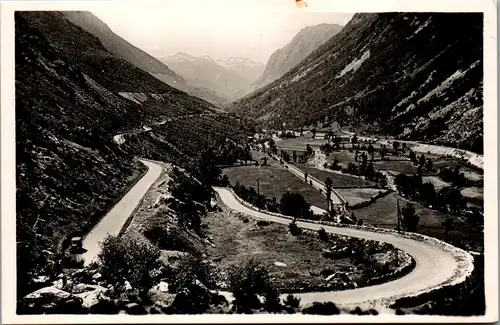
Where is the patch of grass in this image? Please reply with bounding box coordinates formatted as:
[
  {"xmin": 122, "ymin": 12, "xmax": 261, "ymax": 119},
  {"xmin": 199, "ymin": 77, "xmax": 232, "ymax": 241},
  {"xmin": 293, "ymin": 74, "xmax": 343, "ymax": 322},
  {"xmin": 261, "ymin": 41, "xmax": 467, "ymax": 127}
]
[
  {"xmin": 352, "ymin": 192, "xmax": 483, "ymax": 252},
  {"xmin": 223, "ymin": 165, "xmax": 327, "ymax": 209},
  {"xmin": 294, "ymin": 163, "xmax": 376, "ymax": 188},
  {"xmin": 336, "ymin": 188, "xmax": 385, "ymax": 206}
]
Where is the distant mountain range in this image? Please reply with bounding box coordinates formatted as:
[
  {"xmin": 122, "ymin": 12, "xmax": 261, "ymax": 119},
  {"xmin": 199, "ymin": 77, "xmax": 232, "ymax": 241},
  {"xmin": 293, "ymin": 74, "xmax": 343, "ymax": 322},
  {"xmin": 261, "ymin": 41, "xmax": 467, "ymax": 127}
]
[
  {"xmin": 231, "ymin": 13, "xmax": 483, "ymax": 153},
  {"xmin": 250, "ymin": 23, "xmax": 343, "ymax": 91},
  {"xmin": 160, "ymin": 53, "xmax": 264, "ymax": 100}
]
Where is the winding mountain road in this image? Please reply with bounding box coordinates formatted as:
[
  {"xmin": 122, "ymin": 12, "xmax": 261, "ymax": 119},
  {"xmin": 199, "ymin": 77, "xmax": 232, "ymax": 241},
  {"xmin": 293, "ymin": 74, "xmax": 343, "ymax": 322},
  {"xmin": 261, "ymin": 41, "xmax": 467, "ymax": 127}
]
[
  {"xmin": 214, "ymin": 186, "xmax": 473, "ymax": 308},
  {"xmin": 81, "ymin": 159, "xmax": 163, "ymax": 266}
]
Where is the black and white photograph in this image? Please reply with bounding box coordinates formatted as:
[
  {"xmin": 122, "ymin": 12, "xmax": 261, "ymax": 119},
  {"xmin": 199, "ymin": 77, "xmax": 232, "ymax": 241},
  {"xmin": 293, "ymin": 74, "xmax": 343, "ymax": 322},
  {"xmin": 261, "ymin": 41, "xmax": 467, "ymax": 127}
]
[{"xmin": 1, "ymin": 0, "xmax": 498, "ymax": 322}]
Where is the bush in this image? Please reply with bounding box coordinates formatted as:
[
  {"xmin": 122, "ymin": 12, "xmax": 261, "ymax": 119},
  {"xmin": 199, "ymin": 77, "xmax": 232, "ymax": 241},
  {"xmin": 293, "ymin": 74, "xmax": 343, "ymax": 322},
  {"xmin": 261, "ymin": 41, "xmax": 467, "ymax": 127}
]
[
  {"xmin": 171, "ymin": 253, "xmax": 216, "ymax": 293},
  {"xmin": 280, "ymin": 192, "xmax": 311, "ymax": 218},
  {"xmin": 143, "ymin": 225, "xmax": 194, "ymax": 252},
  {"xmin": 288, "ymin": 219, "xmax": 302, "ymax": 236},
  {"xmin": 97, "ymin": 235, "xmax": 160, "ymax": 292},
  {"xmin": 228, "ymin": 257, "xmax": 281, "ymax": 313},
  {"xmin": 284, "ymin": 294, "xmax": 301, "ymax": 308},
  {"xmin": 302, "ymin": 302, "xmax": 340, "ymax": 315},
  {"xmin": 317, "ymin": 227, "xmax": 329, "ymax": 241}
]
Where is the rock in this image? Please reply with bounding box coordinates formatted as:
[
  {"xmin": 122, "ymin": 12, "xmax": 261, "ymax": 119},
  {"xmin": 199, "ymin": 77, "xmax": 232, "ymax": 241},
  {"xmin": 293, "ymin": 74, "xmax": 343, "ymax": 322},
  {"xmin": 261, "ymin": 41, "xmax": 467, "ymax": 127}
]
[
  {"xmin": 20, "ymin": 286, "xmax": 86, "ymax": 314},
  {"xmin": 75, "ymin": 286, "xmax": 108, "ymax": 309},
  {"xmin": 30, "ymin": 275, "xmax": 53, "ymax": 291},
  {"xmin": 123, "ymin": 281, "xmax": 133, "ymax": 291},
  {"xmin": 56, "ymin": 273, "xmax": 64, "ymax": 279},
  {"xmin": 274, "ymin": 261, "xmax": 287, "ymax": 267},
  {"xmin": 92, "ymin": 272, "xmax": 102, "ymax": 280},
  {"xmin": 53, "ymin": 279, "xmax": 64, "ymax": 290},
  {"xmin": 125, "ymin": 302, "xmax": 147, "ymax": 315},
  {"xmin": 89, "ymin": 299, "xmax": 119, "ymax": 314},
  {"xmin": 158, "ymin": 281, "xmax": 169, "ymax": 293},
  {"xmin": 149, "ymin": 307, "xmax": 161, "ymax": 314},
  {"xmin": 72, "ymin": 283, "xmax": 97, "ymax": 294},
  {"xmin": 320, "ymin": 269, "xmax": 335, "ymax": 277}
]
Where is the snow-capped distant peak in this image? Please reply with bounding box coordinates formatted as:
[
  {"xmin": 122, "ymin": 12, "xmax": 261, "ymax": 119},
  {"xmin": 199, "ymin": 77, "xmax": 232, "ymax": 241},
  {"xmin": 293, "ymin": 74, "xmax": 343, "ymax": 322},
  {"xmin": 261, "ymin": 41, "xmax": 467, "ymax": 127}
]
[
  {"xmin": 200, "ymin": 55, "xmax": 214, "ymax": 61},
  {"xmin": 163, "ymin": 52, "xmax": 196, "ymax": 62},
  {"xmin": 218, "ymin": 57, "xmax": 264, "ymax": 69}
]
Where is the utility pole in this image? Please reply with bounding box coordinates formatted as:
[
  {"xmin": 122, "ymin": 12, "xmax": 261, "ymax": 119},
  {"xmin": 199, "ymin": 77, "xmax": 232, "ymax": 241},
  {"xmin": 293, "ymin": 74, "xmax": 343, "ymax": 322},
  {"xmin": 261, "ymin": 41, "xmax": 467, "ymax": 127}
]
[{"xmin": 396, "ymin": 197, "xmax": 402, "ymax": 233}]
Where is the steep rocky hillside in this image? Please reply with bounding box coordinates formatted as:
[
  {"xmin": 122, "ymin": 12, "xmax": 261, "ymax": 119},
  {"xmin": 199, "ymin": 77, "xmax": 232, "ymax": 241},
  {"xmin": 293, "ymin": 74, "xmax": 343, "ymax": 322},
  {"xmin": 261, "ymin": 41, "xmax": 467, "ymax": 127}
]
[
  {"xmin": 61, "ymin": 11, "xmax": 226, "ymax": 106},
  {"xmin": 160, "ymin": 53, "xmax": 252, "ymax": 100},
  {"xmin": 251, "ymin": 23, "xmax": 343, "ymax": 90},
  {"xmin": 233, "ymin": 13, "xmax": 483, "ymax": 153},
  {"xmin": 15, "ymin": 11, "xmax": 252, "ymax": 296}
]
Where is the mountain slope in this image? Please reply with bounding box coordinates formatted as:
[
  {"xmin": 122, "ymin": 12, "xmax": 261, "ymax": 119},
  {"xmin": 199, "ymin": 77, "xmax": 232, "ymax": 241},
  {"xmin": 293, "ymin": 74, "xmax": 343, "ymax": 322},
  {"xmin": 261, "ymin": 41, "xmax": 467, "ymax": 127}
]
[
  {"xmin": 62, "ymin": 11, "xmax": 226, "ymax": 106},
  {"xmin": 251, "ymin": 23, "xmax": 343, "ymax": 90},
  {"xmin": 160, "ymin": 53, "xmax": 253, "ymax": 99},
  {"xmin": 15, "ymin": 11, "xmax": 252, "ymax": 296},
  {"xmin": 232, "ymin": 13, "xmax": 483, "ymax": 153}
]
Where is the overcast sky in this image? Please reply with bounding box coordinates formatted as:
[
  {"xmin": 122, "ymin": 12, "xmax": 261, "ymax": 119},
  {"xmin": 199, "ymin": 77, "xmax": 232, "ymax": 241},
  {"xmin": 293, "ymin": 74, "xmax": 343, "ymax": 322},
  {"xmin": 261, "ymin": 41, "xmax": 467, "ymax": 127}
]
[{"xmin": 93, "ymin": 0, "xmax": 354, "ymax": 63}]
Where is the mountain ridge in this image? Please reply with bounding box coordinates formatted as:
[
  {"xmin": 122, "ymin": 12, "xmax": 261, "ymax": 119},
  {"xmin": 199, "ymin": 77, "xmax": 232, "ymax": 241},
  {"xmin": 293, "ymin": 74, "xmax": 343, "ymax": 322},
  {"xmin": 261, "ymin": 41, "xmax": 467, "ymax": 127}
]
[
  {"xmin": 231, "ymin": 13, "xmax": 483, "ymax": 153},
  {"xmin": 250, "ymin": 23, "xmax": 343, "ymax": 91}
]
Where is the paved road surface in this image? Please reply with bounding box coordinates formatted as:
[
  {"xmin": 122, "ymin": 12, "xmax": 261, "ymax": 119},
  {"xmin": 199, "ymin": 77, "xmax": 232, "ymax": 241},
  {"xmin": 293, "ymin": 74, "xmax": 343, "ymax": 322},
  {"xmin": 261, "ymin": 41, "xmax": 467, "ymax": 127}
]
[
  {"xmin": 81, "ymin": 160, "xmax": 163, "ymax": 266},
  {"xmin": 214, "ymin": 186, "xmax": 469, "ymax": 308}
]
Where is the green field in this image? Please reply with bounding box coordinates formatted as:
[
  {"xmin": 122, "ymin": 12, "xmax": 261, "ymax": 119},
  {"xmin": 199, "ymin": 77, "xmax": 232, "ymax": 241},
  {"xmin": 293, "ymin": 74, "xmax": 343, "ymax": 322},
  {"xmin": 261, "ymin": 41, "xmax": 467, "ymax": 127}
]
[
  {"xmin": 294, "ymin": 163, "xmax": 377, "ymax": 188},
  {"xmin": 223, "ymin": 165, "xmax": 328, "ymax": 209},
  {"xmin": 336, "ymin": 188, "xmax": 386, "ymax": 206},
  {"xmin": 352, "ymin": 192, "xmax": 483, "ymax": 252}
]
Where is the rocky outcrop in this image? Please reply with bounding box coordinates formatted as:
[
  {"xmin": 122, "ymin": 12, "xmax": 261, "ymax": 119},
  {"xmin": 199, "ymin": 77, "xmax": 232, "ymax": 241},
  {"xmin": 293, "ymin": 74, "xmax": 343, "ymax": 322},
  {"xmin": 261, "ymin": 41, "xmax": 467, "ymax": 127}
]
[{"xmin": 251, "ymin": 23, "xmax": 343, "ymax": 90}]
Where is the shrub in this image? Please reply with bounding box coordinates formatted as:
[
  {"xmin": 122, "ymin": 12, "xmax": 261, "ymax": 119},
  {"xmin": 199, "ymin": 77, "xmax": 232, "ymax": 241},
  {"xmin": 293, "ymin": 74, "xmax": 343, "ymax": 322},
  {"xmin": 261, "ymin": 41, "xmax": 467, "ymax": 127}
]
[
  {"xmin": 317, "ymin": 227, "xmax": 329, "ymax": 241},
  {"xmin": 97, "ymin": 235, "xmax": 160, "ymax": 292},
  {"xmin": 228, "ymin": 257, "xmax": 281, "ymax": 313},
  {"xmin": 288, "ymin": 219, "xmax": 302, "ymax": 236},
  {"xmin": 171, "ymin": 253, "xmax": 216, "ymax": 293},
  {"xmin": 280, "ymin": 192, "xmax": 311, "ymax": 218},
  {"xmin": 143, "ymin": 225, "xmax": 194, "ymax": 252},
  {"xmin": 302, "ymin": 302, "xmax": 340, "ymax": 315},
  {"xmin": 284, "ymin": 294, "xmax": 301, "ymax": 308}
]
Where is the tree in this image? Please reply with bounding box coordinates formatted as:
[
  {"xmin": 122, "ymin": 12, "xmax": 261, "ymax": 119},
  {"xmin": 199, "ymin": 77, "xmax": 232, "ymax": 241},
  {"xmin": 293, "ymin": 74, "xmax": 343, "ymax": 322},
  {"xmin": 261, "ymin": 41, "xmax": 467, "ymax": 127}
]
[
  {"xmin": 229, "ymin": 258, "xmax": 281, "ymax": 313},
  {"xmin": 439, "ymin": 186, "xmax": 466, "ymax": 213},
  {"xmin": 351, "ymin": 135, "xmax": 358, "ymax": 149},
  {"xmin": 354, "ymin": 150, "xmax": 359, "ymax": 162},
  {"xmin": 367, "ymin": 144, "xmax": 375, "ymax": 161},
  {"xmin": 409, "ymin": 151, "xmax": 417, "ymax": 165},
  {"xmin": 380, "ymin": 147, "xmax": 386, "ymax": 160},
  {"xmin": 392, "ymin": 141, "xmax": 400, "ymax": 154},
  {"xmin": 306, "ymin": 144, "xmax": 313, "ymax": 157},
  {"xmin": 401, "ymin": 203, "xmax": 419, "ymax": 232},
  {"xmin": 312, "ymin": 128, "xmax": 317, "ymax": 138},
  {"xmin": 304, "ymin": 172, "xmax": 308, "ymax": 183},
  {"xmin": 425, "ymin": 159, "xmax": 434, "ymax": 171},
  {"xmin": 366, "ymin": 162, "xmax": 375, "ymax": 179},
  {"xmin": 324, "ymin": 177, "xmax": 333, "ymax": 211},
  {"xmin": 97, "ymin": 235, "xmax": 161, "ymax": 292},
  {"xmin": 292, "ymin": 151, "xmax": 297, "ymax": 163},
  {"xmin": 418, "ymin": 154, "xmax": 426, "ymax": 167},
  {"xmin": 442, "ymin": 217, "xmax": 454, "ymax": 238},
  {"xmin": 419, "ymin": 182, "xmax": 436, "ymax": 206},
  {"xmin": 279, "ymin": 192, "xmax": 311, "ymax": 218},
  {"xmin": 283, "ymin": 151, "xmax": 291, "ymax": 163}
]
